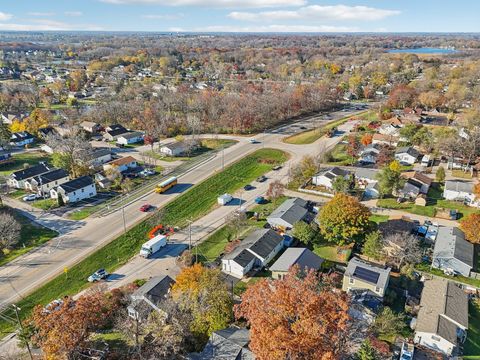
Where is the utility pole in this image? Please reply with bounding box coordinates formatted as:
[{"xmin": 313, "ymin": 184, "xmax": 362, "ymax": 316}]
[
  {"xmin": 188, "ymin": 219, "xmax": 192, "ymax": 251},
  {"xmin": 222, "ymin": 147, "xmax": 225, "ymax": 170},
  {"xmin": 122, "ymin": 202, "xmax": 127, "ymax": 234},
  {"xmin": 12, "ymin": 304, "xmax": 33, "ymax": 360}
]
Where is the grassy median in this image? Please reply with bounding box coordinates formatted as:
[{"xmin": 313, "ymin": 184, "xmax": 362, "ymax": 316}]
[{"xmin": 0, "ymin": 148, "xmax": 287, "ymax": 337}]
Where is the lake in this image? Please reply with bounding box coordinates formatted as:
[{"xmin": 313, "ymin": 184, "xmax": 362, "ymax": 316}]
[{"xmin": 388, "ymin": 47, "xmax": 458, "ymax": 54}]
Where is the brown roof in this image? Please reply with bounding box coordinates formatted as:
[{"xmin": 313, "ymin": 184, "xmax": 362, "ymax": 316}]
[
  {"xmin": 402, "ymin": 171, "xmax": 433, "ymax": 186},
  {"xmin": 108, "ymin": 156, "xmax": 136, "ymax": 166},
  {"xmin": 416, "ymin": 279, "xmax": 468, "ymax": 344},
  {"xmin": 373, "ymin": 133, "xmax": 396, "ymax": 142}
]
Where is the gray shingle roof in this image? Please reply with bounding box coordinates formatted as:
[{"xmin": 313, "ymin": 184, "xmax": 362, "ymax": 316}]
[
  {"xmin": 354, "ymin": 168, "xmax": 379, "ymax": 181},
  {"xmin": 269, "ymin": 248, "xmax": 324, "ymax": 272},
  {"xmin": 10, "ymin": 163, "xmax": 50, "ymax": 181},
  {"xmin": 224, "ymin": 229, "xmax": 283, "ymax": 262},
  {"xmin": 433, "ymin": 227, "xmax": 474, "ymax": 268},
  {"xmin": 267, "ymin": 197, "xmax": 308, "ymax": 228},
  {"xmin": 232, "ymin": 249, "xmax": 256, "ymax": 268},
  {"xmin": 33, "ymin": 168, "xmax": 69, "ymax": 185},
  {"xmin": 162, "ymin": 141, "xmax": 187, "ymax": 151},
  {"xmin": 395, "ymin": 146, "xmax": 419, "ymax": 157},
  {"xmin": 119, "ymin": 131, "xmax": 143, "ymax": 140},
  {"xmin": 58, "ymin": 176, "xmax": 94, "ymax": 193},
  {"xmin": 444, "ymin": 180, "xmax": 473, "ymax": 194},
  {"xmin": 345, "ymin": 257, "xmax": 390, "ymax": 288},
  {"xmin": 131, "ymin": 275, "xmax": 175, "ymax": 307}
]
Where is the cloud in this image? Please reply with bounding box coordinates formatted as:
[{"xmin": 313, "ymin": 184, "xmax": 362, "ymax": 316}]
[
  {"xmin": 0, "ymin": 19, "xmax": 103, "ymax": 31},
  {"xmin": 0, "ymin": 12, "xmax": 13, "ymax": 21},
  {"xmin": 228, "ymin": 5, "xmax": 401, "ymax": 22},
  {"xmin": 101, "ymin": 0, "xmax": 305, "ymax": 8},
  {"xmin": 142, "ymin": 13, "xmax": 184, "ymax": 20},
  {"xmin": 193, "ymin": 24, "xmax": 358, "ymax": 33},
  {"xmin": 65, "ymin": 11, "xmax": 83, "ymax": 17},
  {"xmin": 28, "ymin": 12, "xmax": 56, "ymax": 17}
]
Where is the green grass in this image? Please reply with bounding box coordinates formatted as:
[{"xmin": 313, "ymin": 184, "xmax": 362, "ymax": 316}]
[
  {"xmin": 31, "ymin": 198, "xmax": 58, "ymax": 211},
  {"xmin": 67, "ymin": 207, "xmax": 99, "ymax": 220},
  {"xmin": 313, "ymin": 243, "xmax": 352, "ymax": 264},
  {"xmin": 0, "ymin": 148, "xmax": 286, "ymax": 337},
  {"xmin": 464, "ymin": 300, "xmax": 480, "ymax": 358},
  {"xmin": 200, "ymin": 138, "xmax": 237, "ymax": 150},
  {"xmin": 377, "ymin": 198, "xmax": 437, "ymax": 217},
  {"xmin": 90, "ymin": 331, "xmax": 131, "ymax": 354},
  {"xmin": 0, "ymin": 207, "xmax": 58, "ymax": 267},
  {"xmin": 370, "ymin": 214, "xmax": 389, "ymax": 224},
  {"xmin": 162, "ymin": 148, "xmax": 287, "ymax": 228},
  {"xmin": 452, "ymin": 169, "xmax": 474, "ymax": 179},
  {"xmin": 0, "ymin": 151, "xmax": 50, "ymax": 176},
  {"xmin": 326, "ymin": 143, "xmax": 354, "ymax": 166},
  {"xmin": 283, "ymin": 113, "xmax": 363, "ymax": 145}
]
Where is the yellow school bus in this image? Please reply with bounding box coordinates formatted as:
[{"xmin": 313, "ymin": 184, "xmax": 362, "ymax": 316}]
[{"xmin": 155, "ymin": 176, "xmax": 178, "ymax": 194}]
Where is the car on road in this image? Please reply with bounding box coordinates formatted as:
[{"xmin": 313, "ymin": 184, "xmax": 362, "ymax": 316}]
[
  {"xmin": 272, "ymin": 165, "xmax": 282, "ymax": 171},
  {"xmin": 299, "ymin": 126, "xmax": 307, "ymax": 130},
  {"xmin": 250, "ymin": 139, "xmax": 259, "ymax": 144},
  {"xmin": 88, "ymin": 268, "xmax": 108, "ymax": 282},
  {"xmin": 140, "ymin": 204, "xmax": 153, "ymax": 212},
  {"xmin": 23, "ymin": 194, "xmax": 39, "ymax": 201},
  {"xmin": 243, "ymin": 184, "xmax": 254, "ymax": 191},
  {"xmin": 256, "ymin": 175, "xmax": 267, "ymax": 182},
  {"xmin": 140, "ymin": 169, "xmax": 156, "ymax": 177}
]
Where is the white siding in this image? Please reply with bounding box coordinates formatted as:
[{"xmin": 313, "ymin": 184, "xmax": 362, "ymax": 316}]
[{"xmin": 414, "ymin": 331, "xmax": 454, "ymax": 355}]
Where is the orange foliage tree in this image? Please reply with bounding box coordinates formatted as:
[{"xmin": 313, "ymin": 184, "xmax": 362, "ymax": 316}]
[
  {"xmin": 361, "ymin": 133, "xmax": 373, "ymax": 146},
  {"xmin": 235, "ymin": 266, "xmax": 350, "ymax": 360},
  {"xmin": 460, "ymin": 213, "xmax": 480, "ymax": 244}
]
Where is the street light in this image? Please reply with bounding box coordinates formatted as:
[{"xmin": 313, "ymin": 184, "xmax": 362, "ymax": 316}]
[{"xmin": 12, "ymin": 304, "xmax": 33, "ymax": 360}]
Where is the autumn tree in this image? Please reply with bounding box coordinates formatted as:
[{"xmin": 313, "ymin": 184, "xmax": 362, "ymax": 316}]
[
  {"xmin": 383, "ymin": 233, "xmax": 422, "ymax": 268},
  {"xmin": 372, "ymin": 307, "xmax": 405, "ymax": 339},
  {"xmin": 171, "ymin": 264, "xmax": 232, "ymax": 346},
  {"xmin": 362, "ymin": 231, "xmax": 384, "ymax": 261},
  {"xmin": 361, "ymin": 133, "xmax": 373, "ymax": 146},
  {"xmin": 266, "ymin": 180, "xmax": 284, "ymax": 204},
  {"xmin": 24, "ymin": 108, "xmax": 51, "ymax": 136},
  {"xmin": 387, "ymin": 84, "xmax": 417, "ymax": 109},
  {"xmin": 460, "ymin": 213, "xmax": 480, "ymax": 244},
  {"xmin": 0, "ymin": 211, "xmax": 21, "ymax": 257},
  {"xmin": 346, "ymin": 134, "xmax": 361, "ymax": 158},
  {"xmin": 235, "ymin": 266, "xmax": 350, "ymax": 360},
  {"xmin": 318, "ymin": 193, "xmax": 371, "ymax": 245}
]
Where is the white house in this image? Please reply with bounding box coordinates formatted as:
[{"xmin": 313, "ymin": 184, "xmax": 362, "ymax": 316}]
[
  {"xmin": 443, "ymin": 180, "xmax": 478, "ymax": 207},
  {"xmin": 266, "ymin": 197, "xmax": 309, "ymax": 231},
  {"xmin": 432, "ymin": 227, "xmax": 474, "ymax": 277},
  {"xmin": 116, "ymin": 131, "xmax": 144, "ymax": 145},
  {"xmin": 50, "ymin": 176, "xmax": 97, "ymax": 204},
  {"xmin": 103, "ymin": 156, "xmax": 138, "ymax": 173},
  {"xmin": 378, "ymin": 123, "xmax": 400, "ymax": 136},
  {"xmin": 24, "ymin": 168, "xmax": 70, "ymax": 196},
  {"xmin": 86, "ymin": 148, "xmax": 113, "ymax": 167},
  {"xmin": 222, "ymin": 229, "xmax": 284, "ymax": 278},
  {"xmin": 7, "ymin": 163, "xmax": 51, "ymax": 189},
  {"xmin": 160, "ymin": 141, "xmax": 188, "ymax": 157},
  {"xmin": 312, "ymin": 167, "xmax": 350, "ymax": 190},
  {"xmin": 358, "ymin": 145, "xmax": 380, "ymax": 165},
  {"xmin": 10, "ymin": 131, "xmax": 35, "ymax": 147},
  {"xmin": 394, "ymin": 147, "xmax": 420, "ymax": 165},
  {"xmin": 414, "ymin": 279, "xmax": 468, "ymax": 356}
]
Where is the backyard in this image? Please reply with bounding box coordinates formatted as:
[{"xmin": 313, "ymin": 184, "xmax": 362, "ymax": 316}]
[
  {"xmin": 0, "ymin": 151, "xmax": 50, "ymax": 176},
  {"xmin": 464, "ymin": 300, "xmax": 480, "ymax": 359}
]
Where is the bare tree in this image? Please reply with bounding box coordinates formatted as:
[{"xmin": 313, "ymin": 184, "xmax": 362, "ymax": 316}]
[
  {"xmin": 382, "ymin": 233, "xmax": 422, "ymax": 269},
  {"xmin": 0, "ymin": 212, "xmax": 21, "ymax": 256}
]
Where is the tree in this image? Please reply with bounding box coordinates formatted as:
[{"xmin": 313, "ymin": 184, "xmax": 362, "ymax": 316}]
[
  {"xmin": 347, "ymin": 134, "xmax": 361, "ymax": 158},
  {"xmin": 372, "ymin": 307, "xmax": 405, "ymax": 338},
  {"xmin": 356, "ymin": 340, "xmax": 378, "ymax": 360},
  {"xmin": 0, "ymin": 211, "xmax": 21, "ymax": 257},
  {"xmin": 0, "ymin": 122, "xmax": 11, "ymax": 148},
  {"xmin": 362, "ymin": 231, "xmax": 384, "ymax": 261},
  {"xmin": 436, "ymin": 166, "xmax": 445, "ymax": 183},
  {"xmin": 460, "ymin": 213, "xmax": 480, "ymax": 244},
  {"xmin": 266, "ymin": 180, "xmax": 284, "ymax": 204},
  {"xmin": 383, "ymin": 233, "xmax": 422, "ymax": 268},
  {"xmin": 361, "ymin": 133, "xmax": 373, "ymax": 146},
  {"xmin": 292, "ymin": 221, "xmax": 316, "ymax": 245},
  {"xmin": 300, "ymin": 155, "xmax": 318, "ymax": 179},
  {"xmin": 171, "ymin": 264, "xmax": 232, "ymax": 345},
  {"xmin": 332, "ymin": 175, "xmax": 352, "ymax": 194},
  {"xmin": 318, "ymin": 193, "xmax": 371, "ymax": 245},
  {"xmin": 24, "ymin": 108, "xmax": 51, "ymax": 136},
  {"xmin": 235, "ymin": 266, "xmax": 350, "ymax": 360},
  {"xmin": 376, "ymin": 162, "xmax": 404, "ymax": 197}
]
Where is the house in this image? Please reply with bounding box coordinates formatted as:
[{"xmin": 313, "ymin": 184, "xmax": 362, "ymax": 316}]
[
  {"xmin": 402, "ymin": 171, "xmax": 432, "ymax": 194},
  {"xmin": 103, "ymin": 156, "xmax": 138, "ymax": 173},
  {"xmin": 7, "ymin": 163, "xmax": 51, "ymax": 188},
  {"xmin": 342, "ymin": 257, "xmax": 391, "ymax": 298},
  {"xmin": 354, "ymin": 168, "xmax": 379, "ymax": 186},
  {"xmin": 312, "ymin": 167, "xmax": 350, "ymax": 190},
  {"xmin": 432, "ymin": 227, "xmax": 474, "ymax": 277},
  {"xmin": 160, "ymin": 141, "xmax": 188, "ymax": 157},
  {"xmin": 396, "ymin": 179, "xmax": 422, "ymax": 200},
  {"xmin": 116, "ymin": 131, "xmax": 144, "ymax": 145},
  {"xmin": 378, "ymin": 123, "xmax": 400, "ymax": 136},
  {"xmin": 103, "ymin": 127, "xmax": 129, "ymax": 142},
  {"xmin": 372, "ymin": 133, "xmax": 398, "ymax": 146},
  {"xmin": 50, "ymin": 176, "xmax": 97, "ymax": 204},
  {"xmin": 105, "ymin": 124, "xmax": 127, "ymax": 132},
  {"xmin": 25, "ymin": 168, "xmax": 70, "ymax": 196},
  {"xmin": 414, "ymin": 279, "xmax": 468, "ymax": 356},
  {"xmin": 270, "ymin": 248, "xmax": 324, "ymax": 280},
  {"xmin": 443, "ymin": 180, "xmax": 478, "ymax": 207},
  {"xmin": 37, "ymin": 126, "xmax": 56, "ymax": 139},
  {"xmin": 10, "ymin": 131, "xmax": 35, "ymax": 147},
  {"xmin": 0, "ymin": 150, "xmax": 12, "ymax": 165},
  {"xmin": 358, "ymin": 144, "xmax": 380, "ymax": 165},
  {"xmin": 80, "ymin": 121, "xmax": 101, "ymax": 133},
  {"xmin": 189, "ymin": 326, "xmax": 254, "ymax": 360},
  {"xmin": 266, "ymin": 197, "xmax": 309, "ymax": 231},
  {"xmin": 1, "ymin": 113, "xmax": 28, "ymax": 125},
  {"xmin": 222, "ymin": 229, "xmax": 284, "ymax": 278},
  {"xmin": 394, "ymin": 147, "xmax": 420, "ymax": 165},
  {"xmin": 86, "ymin": 148, "xmax": 113, "ymax": 167},
  {"xmin": 94, "ymin": 173, "xmax": 112, "ymax": 189},
  {"xmin": 127, "ymin": 275, "xmax": 175, "ymax": 321}
]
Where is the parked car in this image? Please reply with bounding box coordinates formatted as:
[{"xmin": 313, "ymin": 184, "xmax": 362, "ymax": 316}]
[
  {"xmin": 272, "ymin": 165, "xmax": 282, "ymax": 171},
  {"xmin": 300, "ymin": 126, "xmax": 307, "ymax": 130},
  {"xmin": 23, "ymin": 194, "xmax": 38, "ymax": 201},
  {"xmin": 243, "ymin": 184, "xmax": 254, "ymax": 191},
  {"xmin": 256, "ymin": 175, "xmax": 267, "ymax": 182},
  {"xmin": 255, "ymin": 196, "xmax": 266, "ymax": 204},
  {"xmin": 88, "ymin": 269, "xmax": 108, "ymax": 282},
  {"xmin": 140, "ymin": 204, "xmax": 153, "ymax": 212},
  {"xmin": 140, "ymin": 169, "xmax": 156, "ymax": 177}
]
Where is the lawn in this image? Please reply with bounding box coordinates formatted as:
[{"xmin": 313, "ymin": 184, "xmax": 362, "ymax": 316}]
[
  {"xmin": 0, "ymin": 151, "xmax": 50, "ymax": 176},
  {"xmin": 464, "ymin": 300, "xmax": 480, "ymax": 358},
  {"xmin": 370, "ymin": 214, "xmax": 389, "ymax": 224},
  {"xmin": 313, "ymin": 242, "xmax": 352, "ymax": 264},
  {"xmin": 0, "ymin": 148, "xmax": 287, "ymax": 336},
  {"xmin": 376, "ymin": 198, "xmax": 436, "ymax": 217},
  {"xmin": 68, "ymin": 207, "xmax": 99, "ymax": 220},
  {"xmin": 0, "ymin": 207, "xmax": 58, "ymax": 267},
  {"xmin": 452, "ymin": 169, "xmax": 474, "ymax": 180},
  {"xmin": 326, "ymin": 143, "xmax": 354, "ymax": 166},
  {"xmin": 283, "ymin": 113, "xmax": 364, "ymax": 145},
  {"xmin": 233, "ymin": 269, "xmax": 272, "ymax": 296},
  {"xmin": 31, "ymin": 198, "xmax": 58, "ymax": 211}
]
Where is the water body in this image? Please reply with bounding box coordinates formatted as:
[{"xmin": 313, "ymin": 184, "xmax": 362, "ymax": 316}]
[{"xmin": 388, "ymin": 47, "xmax": 458, "ymax": 54}]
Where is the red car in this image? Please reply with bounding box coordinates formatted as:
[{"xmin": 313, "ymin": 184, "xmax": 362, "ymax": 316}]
[{"xmin": 139, "ymin": 204, "xmax": 153, "ymax": 212}]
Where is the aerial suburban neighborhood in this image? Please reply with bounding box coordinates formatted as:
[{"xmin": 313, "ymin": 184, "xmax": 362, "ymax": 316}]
[{"xmin": 1, "ymin": 2, "xmax": 480, "ymax": 360}]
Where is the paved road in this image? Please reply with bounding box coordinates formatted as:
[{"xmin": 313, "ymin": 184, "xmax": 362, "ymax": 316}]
[{"xmin": 0, "ymin": 106, "xmax": 363, "ymax": 311}]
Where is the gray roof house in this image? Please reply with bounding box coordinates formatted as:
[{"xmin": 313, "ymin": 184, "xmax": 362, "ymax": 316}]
[
  {"xmin": 222, "ymin": 229, "xmax": 284, "ymax": 278},
  {"xmin": 270, "ymin": 248, "xmax": 324, "ymax": 280},
  {"xmin": 342, "ymin": 257, "xmax": 391, "ymax": 298},
  {"xmin": 7, "ymin": 162, "xmax": 51, "ymax": 188},
  {"xmin": 443, "ymin": 180, "xmax": 478, "ymax": 207},
  {"xmin": 266, "ymin": 197, "xmax": 309, "ymax": 230},
  {"xmin": 432, "ymin": 227, "xmax": 474, "ymax": 277},
  {"xmin": 414, "ymin": 279, "xmax": 468, "ymax": 356},
  {"xmin": 127, "ymin": 275, "xmax": 175, "ymax": 321},
  {"xmin": 394, "ymin": 146, "xmax": 420, "ymax": 165},
  {"xmin": 312, "ymin": 167, "xmax": 350, "ymax": 190},
  {"xmin": 189, "ymin": 326, "xmax": 254, "ymax": 360}
]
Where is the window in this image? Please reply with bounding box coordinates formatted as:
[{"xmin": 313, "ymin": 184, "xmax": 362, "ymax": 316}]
[
  {"xmin": 349, "ymin": 277, "xmax": 354, "ymax": 284},
  {"xmin": 431, "ymin": 335, "xmax": 441, "ymax": 342},
  {"xmin": 375, "ymin": 286, "xmax": 380, "ymax": 293},
  {"xmin": 81, "ymin": 188, "xmax": 84, "ymax": 193}
]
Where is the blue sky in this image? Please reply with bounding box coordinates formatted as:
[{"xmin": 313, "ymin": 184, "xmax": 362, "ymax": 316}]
[{"xmin": 0, "ymin": 1, "xmax": 479, "ymax": 33}]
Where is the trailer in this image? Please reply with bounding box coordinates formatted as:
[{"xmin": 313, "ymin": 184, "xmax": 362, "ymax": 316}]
[{"xmin": 140, "ymin": 235, "xmax": 167, "ymax": 258}]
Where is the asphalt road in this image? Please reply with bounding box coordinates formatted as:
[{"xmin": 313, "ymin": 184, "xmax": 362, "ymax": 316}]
[{"xmin": 0, "ymin": 105, "xmax": 365, "ymax": 311}]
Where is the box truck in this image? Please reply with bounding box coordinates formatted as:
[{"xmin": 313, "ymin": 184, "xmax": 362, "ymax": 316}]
[
  {"xmin": 140, "ymin": 235, "xmax": 167, "ymax": 258},
  {"xmin": 217, "ymin": 193, "xmax": 233, "ymax": 206}
]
